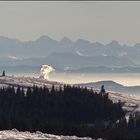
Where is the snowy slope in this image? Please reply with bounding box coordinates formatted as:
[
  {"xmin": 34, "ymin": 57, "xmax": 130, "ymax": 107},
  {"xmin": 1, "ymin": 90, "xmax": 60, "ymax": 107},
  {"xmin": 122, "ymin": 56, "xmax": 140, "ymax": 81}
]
[
  {"xmin": 0, "ymin": 129, "xmax": 95, "ymax": 140},
  {"xmin": 79, "ymin": 81, "xmax": 140, "ymax": 114},
  {"xmin": 0, "ymin": 75, "xmax": 62, "ymax": 89},
  {"xmin": 108, "ymin": 91, "xmax": 140, "ymax": 113},
  {"xmin": 79, "ymin": 80, "xmax": 140, "ymax": 95},
  {"xmin": 81, "ymin": 85, "xmax": 140, "ymax": 114},
  {"xmin": 0, "ymin": 75, "xmax": 140, "ymax": 114}
]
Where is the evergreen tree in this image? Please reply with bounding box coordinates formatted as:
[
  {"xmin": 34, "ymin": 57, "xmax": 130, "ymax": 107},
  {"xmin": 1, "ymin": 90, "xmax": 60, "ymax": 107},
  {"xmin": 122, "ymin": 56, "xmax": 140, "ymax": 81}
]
[
  {"xmin": 100, "ymin": 85, "xmax": 105, "ymax": 95},
  {"xmin": 2, "ymin": 70, "xmax": 5, "ymax": 76}
]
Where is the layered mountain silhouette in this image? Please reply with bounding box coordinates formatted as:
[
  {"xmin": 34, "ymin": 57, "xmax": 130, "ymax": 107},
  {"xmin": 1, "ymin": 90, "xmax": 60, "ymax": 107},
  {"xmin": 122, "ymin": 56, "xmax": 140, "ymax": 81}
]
[{"xmin": 0, "ymin": 35, "xmax": 140, "ymax": 71}]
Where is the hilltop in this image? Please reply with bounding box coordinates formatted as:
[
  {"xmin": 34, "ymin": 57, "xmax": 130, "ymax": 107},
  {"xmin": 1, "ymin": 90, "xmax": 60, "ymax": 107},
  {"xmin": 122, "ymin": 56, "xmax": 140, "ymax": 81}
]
[{"xmin": 0, "ymin": 75, "xmax": 139, "ymax": 116}]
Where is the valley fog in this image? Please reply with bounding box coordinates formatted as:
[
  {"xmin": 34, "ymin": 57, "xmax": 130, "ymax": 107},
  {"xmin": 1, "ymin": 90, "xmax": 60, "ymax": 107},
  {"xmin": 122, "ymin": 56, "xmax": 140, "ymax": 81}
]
[
  {"xmin": 50, "ymin": 73, "xmax": 140, "ymax": 86},
  {"xmin": 7, "ymin": 71, "xmax": 140, "ymax": 87}
]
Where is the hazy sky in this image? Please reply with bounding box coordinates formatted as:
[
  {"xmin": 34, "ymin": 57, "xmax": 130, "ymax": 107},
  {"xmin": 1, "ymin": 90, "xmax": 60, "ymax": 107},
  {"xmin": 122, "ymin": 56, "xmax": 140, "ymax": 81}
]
[{"xmin": 0, "ymin": 1, "xmax": 140, "ymax": 45}]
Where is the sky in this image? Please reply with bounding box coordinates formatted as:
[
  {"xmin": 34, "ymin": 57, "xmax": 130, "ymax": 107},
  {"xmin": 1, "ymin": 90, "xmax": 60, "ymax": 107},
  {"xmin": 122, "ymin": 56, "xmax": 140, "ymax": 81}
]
[{"xmin": 0, "ymin": 1, "xmax": 140, "ymax": 45}]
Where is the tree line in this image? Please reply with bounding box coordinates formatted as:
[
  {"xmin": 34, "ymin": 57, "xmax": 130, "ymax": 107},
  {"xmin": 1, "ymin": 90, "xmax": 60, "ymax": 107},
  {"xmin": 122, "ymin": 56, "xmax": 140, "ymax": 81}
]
[{"xmin": 0, "ymin": 84, "xmax": 138, "ymax": 139}]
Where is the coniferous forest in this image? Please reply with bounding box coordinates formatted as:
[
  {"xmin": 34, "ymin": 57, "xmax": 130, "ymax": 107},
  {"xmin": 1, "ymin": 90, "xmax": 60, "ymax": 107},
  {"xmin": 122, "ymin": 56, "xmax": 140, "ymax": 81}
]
[{"xmin": 0, "ymin": 85, "xmax": 139, "ymax": 139}]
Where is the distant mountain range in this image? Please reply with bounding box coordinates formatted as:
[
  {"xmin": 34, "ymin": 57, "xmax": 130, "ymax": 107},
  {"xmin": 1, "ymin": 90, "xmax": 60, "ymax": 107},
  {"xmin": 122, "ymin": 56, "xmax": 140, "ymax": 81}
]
[
  {"xmin": 0, "ymin": 35, "xmax": 140, "ymax": 72},
  {"xmin": 66, "ymin": 66, "xmax": 140, "ymax": 73}
]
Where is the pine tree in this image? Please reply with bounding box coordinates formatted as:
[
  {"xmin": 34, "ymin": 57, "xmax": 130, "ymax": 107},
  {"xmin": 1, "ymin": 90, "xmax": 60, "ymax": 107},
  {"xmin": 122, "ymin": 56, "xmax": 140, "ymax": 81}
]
[
  {"xmin": 2, "ymin": 70, "xmax": 5, "ymax": 76},
  {"xmin": 100, "ymin": 85, "xmax": 105, "ymax": 95}
]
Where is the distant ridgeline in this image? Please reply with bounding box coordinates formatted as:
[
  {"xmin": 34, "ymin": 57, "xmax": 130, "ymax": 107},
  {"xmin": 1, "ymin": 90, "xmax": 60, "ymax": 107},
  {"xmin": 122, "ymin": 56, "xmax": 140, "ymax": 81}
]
[{"xmin": 0, "ymin": 85, "xmax": 139, "ymax": 139}]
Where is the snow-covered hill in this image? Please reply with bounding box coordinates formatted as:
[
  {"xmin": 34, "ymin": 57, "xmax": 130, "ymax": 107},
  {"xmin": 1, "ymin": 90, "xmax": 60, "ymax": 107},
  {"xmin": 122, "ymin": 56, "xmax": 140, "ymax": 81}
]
[
  {"xmin": 0, "ymin": 129, "xmax": 95, "ymax": 140},
  {"xmin": 0, "ymin": 75, "xmax": 62, "ymax": 89},
  {"xmin": 0, "ymin": 75, "xmax": 139, "ymax": 139},
  {"xmin": 80, "ymin": 80, "xmax": 140, "ymax": 95},
  {"xmin": 80, "ymin": 82, "xmax": 140, "ymax": 114},
  {"xmin": 0, "ymin": 75, "xmax": 140, "ymax": 115}
]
